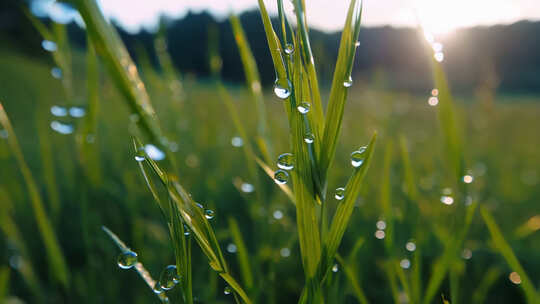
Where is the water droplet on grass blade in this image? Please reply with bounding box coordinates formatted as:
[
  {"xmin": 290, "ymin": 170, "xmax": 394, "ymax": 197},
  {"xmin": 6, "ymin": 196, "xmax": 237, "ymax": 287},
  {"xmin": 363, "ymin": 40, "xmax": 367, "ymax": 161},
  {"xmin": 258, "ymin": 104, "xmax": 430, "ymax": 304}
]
[
  {"xmin": 134, "ymin": 150, "xmax": 145, "ymax": 162},
  {"xmin": 205, "ymin": 209, "xmax": 215, "ymax": 220},
  {"xmin": 351, "ymin": 148, "xmax": 366, "ymax": 168},
  {"xmin": 117, "ymin": 251, "xmax": 138, "ymax": 269},
  {"xmin": 406, "ymin": 241, "xmax": 416, "ymax": 252},
  {"xmin": 50, "ymin": 121, "xmax": 74, "ymax": 134},
  {"xmin": 224, "ymin": 286, "xmax": 232, "ymax": 295},
  {"xmin": 51, "ymin": 67, "xmax": 62, "ymax": 79},
  {"xmin": 227, "ymin": 243, "xmax": 237, "ymax": 253},
  {"xmin": 51, "ymin": 105, "xmax": 67, "ymax": 117},
  {"xmin": 343, "ymin": 76, "xmax": 353, "ymax": 88},
  {"xmin": 273, "ymin": 80, "xmax": 291, "ymax": 99},
  {"xmin": 332, "ymin": 264, "xmax": 339, "ymax": 273},
  {"xmin": 440, "ymin": 195, "xmax": 454, "ymax": 205},
  {"xmin": 41, "ymin": 40, "xmax": 57, "ymax": 52},
  {"xmin": 274, "ymin": 170, "xmax": 289, "ymax": 185},
  {"xmin": 153, "ymin": 283, "xmax": 164, "ymax": 294},
  {"xmin": 284, "ymin": 43, "xmax": 295, "ymax": 55},
  {"xmin": 304, "ymin": 133, "xmax": 314, "ymax": 144},
  {"xmin": 277, "ymin": 153, "xmax": 294, "ymax": 170},
  {"xmin": 241, "ymin": 183, "xmax": 255, "ymax": 193},
  {"xmin": 159, "ymin": 265, "xmax": 180, "ymax": 290},
  {"xmin": 400, "ymin": 259, "xmax": 411, "ymax": 269},
  {"xmin": 144, "ymin": 144, "xmax": 165, "ymax": 161},
  {"xmin": 297, "ymin": 102, "xmax": 311, "ymax": 114},
  {"xmin": 69, "ymin": 106, "xmax": 86, "ymax": 118},
  {"xmin": 335, "ymin": 187, "xmax": 345, "ymax": 200}
]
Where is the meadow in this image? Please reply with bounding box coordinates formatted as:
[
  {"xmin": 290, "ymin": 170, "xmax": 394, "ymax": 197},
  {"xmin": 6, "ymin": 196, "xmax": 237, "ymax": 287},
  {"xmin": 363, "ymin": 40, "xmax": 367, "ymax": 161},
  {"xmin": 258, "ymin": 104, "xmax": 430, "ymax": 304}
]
[{"xmin": 0, "ymin": 0, "xmax": 539, "ymax": 303}]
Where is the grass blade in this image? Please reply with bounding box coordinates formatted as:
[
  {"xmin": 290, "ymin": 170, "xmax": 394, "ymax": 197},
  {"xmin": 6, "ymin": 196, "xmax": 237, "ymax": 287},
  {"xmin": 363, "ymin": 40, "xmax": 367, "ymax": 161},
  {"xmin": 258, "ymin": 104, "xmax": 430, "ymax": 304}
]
[
  {"xmin": 229, "ymin": 217, "xmax": 254, "ymax": 290},
  {"xmin": 481, "ymin": 207, "xmax": 539, "ymax": 303},
  {"xmin": 0, "ymin": 102, "xmax": 69, "ymax": 287}
]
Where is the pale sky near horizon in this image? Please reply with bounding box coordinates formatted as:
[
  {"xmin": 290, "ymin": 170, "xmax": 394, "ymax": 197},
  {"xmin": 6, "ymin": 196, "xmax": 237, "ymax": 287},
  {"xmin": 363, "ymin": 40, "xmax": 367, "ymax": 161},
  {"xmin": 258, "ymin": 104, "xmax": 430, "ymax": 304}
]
[{"xmin": 37, "ymin": 0, "xmax": 540, "ymax": 34}]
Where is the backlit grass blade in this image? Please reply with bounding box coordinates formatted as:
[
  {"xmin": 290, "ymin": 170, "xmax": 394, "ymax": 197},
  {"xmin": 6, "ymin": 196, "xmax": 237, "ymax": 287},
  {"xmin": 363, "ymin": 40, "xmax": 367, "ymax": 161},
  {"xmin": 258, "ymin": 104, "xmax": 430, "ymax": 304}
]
[
  {"xmin": 230, "ymin": 14, "xmax": 273, "ymax": 162},
  {"xmin": 399, "ymin": 136, "xmax": 418, "ymax": 200},
  {"xmin": 74, "ymin": 0, "xmax": 163, "ymax": 144},
  {"xmin": 423, "ymin": 202, "xmax": 478, "ymax": 304},
  {"xmin": 0, "ymin": 102, "xmax": 69, "ymax": 287},
  {"xmin": 102, "ymin": 226, "xmax": 169, "ymax": 303},
  {"xmin": 472, "ymin": 267, "xmax": 502, "ymax": 303},
  {"xmin": 379, "ymin": 141, "xmax": 394, "ymax": 253},
  {"xmin": 481, "ymin": 207, "xmax": 539, "ymax": 303},
  {"xmin": 229, "ymin": 217, "xmax": 254, "ymax": 290},
  {"xmin": 320, "ymin": 0, "xmax": 363, "ymax": 183},
  {"xmin": 323, "ymin": 132, "xmax": 376, "ymax": 274}
]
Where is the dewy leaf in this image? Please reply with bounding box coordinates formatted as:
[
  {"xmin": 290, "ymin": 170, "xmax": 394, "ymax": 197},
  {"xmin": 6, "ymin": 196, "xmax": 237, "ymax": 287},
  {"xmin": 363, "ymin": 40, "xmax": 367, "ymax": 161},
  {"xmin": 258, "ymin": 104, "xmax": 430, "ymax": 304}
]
[{"xmin": 320, "ymin": 0, "xmax": 363, "ymax": 183}]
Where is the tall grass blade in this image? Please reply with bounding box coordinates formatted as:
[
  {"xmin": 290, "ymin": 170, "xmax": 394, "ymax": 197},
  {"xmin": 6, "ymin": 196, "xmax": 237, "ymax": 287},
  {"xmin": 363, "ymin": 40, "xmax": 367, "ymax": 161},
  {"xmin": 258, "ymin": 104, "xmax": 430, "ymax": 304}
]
[
  {"xmin": 0, "ymin": 102, "xmax": 69, "ymax": 287},
  {"xmin": 229, "ymin": 217, "xmax": 254, "ymax": 290},
  {"xmin": 481, "ymin": 207, "xmax": 539, "ymax": 303},
  {"xmin": 471, "ymin": 267, "xmax": 502, "ymax": 303}
]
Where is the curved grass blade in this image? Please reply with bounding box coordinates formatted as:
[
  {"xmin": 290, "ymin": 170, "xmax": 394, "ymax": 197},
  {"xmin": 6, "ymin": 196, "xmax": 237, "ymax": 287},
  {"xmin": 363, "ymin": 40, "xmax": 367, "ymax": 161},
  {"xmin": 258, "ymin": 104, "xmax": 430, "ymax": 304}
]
[
  {"xmin": 481, "ymin": 207, "xmax": 539, "ymax": 303},
  {"xmin": 102, "ymin": 226, "xmax": 169, "ymax": 303},
  {"xmin": 0, "ymin": 102, "xmax": 69, "ymax": 287},
  {"xmin": 319, "ymin": 0, "xmax": 363, "ymax": 183},
  {"xmin": 229, "ymin": 217, "xmax": 254, "ymax": 290},
  {"xmin": 73, "ymin": 0, "xmax": 163, "ymax": 144}
]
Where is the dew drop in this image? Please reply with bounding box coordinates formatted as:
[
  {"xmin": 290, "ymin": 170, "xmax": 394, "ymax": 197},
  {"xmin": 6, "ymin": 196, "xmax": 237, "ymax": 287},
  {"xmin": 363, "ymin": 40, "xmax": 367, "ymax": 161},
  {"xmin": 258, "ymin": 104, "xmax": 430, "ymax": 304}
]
[
  {"xmin": 50, "ymin": 121, "xmax": 74, "ymax": 134},
  {"xmin": 461, "ymin": 248, "xmax": 472, "ymax": 260},
  {"xmin": 69, "ymin": 106, "xmax": 86, "ymax": 118},
  {"xmin": 205, "ymin": 209, "xmax": 215, "ymax": 220},
  {"xmin": 431, "ymin": 88, "xmax": 439, "ymax": 96},
  {"xmin": 196, "ymin": 202, "xmax": 204, "ymax": 210},
  {"xmin": 304, "ymin": 133, "xmax": 314, "ymax": 144},
  {"xmin": 41, "ymin": 40, "xmax": 57, "ymax": 52},
  {"xmin": 280, "ymin": 247, "xmax": 291, "ymax": 257},
  {"xmin": 50, "ymin": 105, "xmax": 68, "ymax": 117},
  {"xmin": 183, "ymin": 224, "xmax": 190, "ymax": 236},
  {"xmin": 351, "ymin": 148, "xmax": 366, "ymax": 168},
  {"xmin": 144, "ymin": 144, "xmax": 165, "ymax": 161},
  {"xmin": 231, "ymin": 136, "xmax": 243, "ymax": 147},
  {"xmin": 241, "ymin": 183, "xmax": 255, "ymax": 193},
  {"xmin": 428, "ymin": 96, "xmax": 439, "ymax": 106},
  {"xmin": 117, "ymin": 251, "xmax": 138, "ymax": 269},
  {"xmin": 277, "ymin": 153, "xmax": 294, "ymax": 170},
  {"xmin": 375, "ymin": 230, "xmax": 385, "ymax": 239},
  {"xmin": 273, "ymin": 210, "xmax": 283, "ymax": 220},
  {"xmin": 284, "ymin": 43, "xmax": 295, "ymax": 55},
  {"xmin": 376, "ymin": 220, "xmax": 387, "ymax": 230},
  {"xmin": 153, "ymin": 283, "xmax": 164, "ymax": 294},
  {"xmin": 400, "ymin": 258, "xmax": 411, "ymax": 269},
  {"xmin": 297, "ymin": 102, "xmax": 311, "ymax": 114},
  {"xmin": 274, "ymin": 169, "xmax": 289, "ymax": 185},
  {"xmin": 159, "ymin": 265, "xmax": 180, "ymax": 290},
  {"xmin": 509, "ymin": 272, "xmax": 521, "ymax": 284},
  {"xmin": 463, "ymin": 174, "xmax": 474, "ymax": 184},
  {"xmin": 405, "ymin": 241, "xmax": 416, "ymax": 252},
  {"xmin": 334, "ymin": 187, "xmax": 345, "ymax": 201},
  {"xmin": 273, "ymin": 80, "xmax": 291, "ymax": 99},
  {"xmin": 224, "ymin": 286, "xmax": 232, "ymax": 295},
  {"xmin": 51, "ymin": 67, "xmax": 62, "ymax": 79},
  {"xmin": 332, "ymin": 264, "xmax": 339, "ymax": 273},
  {"xmin": 440, "ymin": 195, "xmax": 454, "ymax": 205},
  {"xmin": 227, "ymin": 243, "xmax": 237, "ymax": 253},
  {"xmin": 343, "ymin": 76, "xmax": 353, "ymax": 88},
  {"xmin": 134, "ymin": 151, "xmax": 145, "ymax": 162}
]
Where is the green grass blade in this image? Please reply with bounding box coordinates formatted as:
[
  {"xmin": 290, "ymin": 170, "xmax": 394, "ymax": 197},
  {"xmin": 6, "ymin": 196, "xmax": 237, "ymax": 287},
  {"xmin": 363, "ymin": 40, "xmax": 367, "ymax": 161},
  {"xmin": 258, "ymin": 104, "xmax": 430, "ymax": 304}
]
[
  {"xmin": 74, "ymin": 0, "xmax": 163, "ymax": 143},
  {"xmin": 320, "ymin": 0, "xmax": 363, "ymax": 183},
  {"xmin": 399, "ymin": 136, "xmax": 418, "ymax": 200},
  {"xmin": 254, "ymin": 156, "xmax": 295, "ymax": 204},
  {"xmin": 0, "ymin": 267, "xmax": 9, "ymax": 301},
  {"xmin": 481, "ymin": 207, "xmax": 539, "ymax": 303},
  {"xmin": 380, "ymin": 141, "xmax": 394, "ymax": 253},
  {"xmin": 471, "ymin": 267, "xmax": 502, "ymax": 303},
  {"xmin": 229, "ymin": 217, "xmax": 254, "ymax": 290},
  {"xmin": 336, "ymin": 255, "xmax": 369, "ymax": 304},
  {"xmin": 230, "ymin": 14, "xmax": 273, "ymax": 161},
  {"xmin": 0, "ymin": 102, "xmax": 69, "ymax": 287},
  {"xmin": 323, "ymin": 133, "xmax": 376, "ymax": 274}
]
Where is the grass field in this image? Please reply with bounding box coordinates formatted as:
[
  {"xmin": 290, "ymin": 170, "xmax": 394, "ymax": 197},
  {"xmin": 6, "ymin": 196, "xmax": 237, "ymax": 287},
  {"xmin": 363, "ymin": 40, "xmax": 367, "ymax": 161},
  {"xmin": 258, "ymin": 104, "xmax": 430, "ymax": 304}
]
[{"xmin": 1, "ymin": 1, "xmax": 540, "ymax": 303}]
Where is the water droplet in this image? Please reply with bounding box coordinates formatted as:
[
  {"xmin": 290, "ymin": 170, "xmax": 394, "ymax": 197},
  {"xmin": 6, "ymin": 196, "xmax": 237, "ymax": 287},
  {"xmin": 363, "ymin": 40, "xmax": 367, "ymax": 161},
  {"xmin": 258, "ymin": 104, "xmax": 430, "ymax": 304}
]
[
  {"xmin": 406, "ymin": 241, "xmax": 416, "ymax": 252},
  {"xmin": 153, "ymin": 283, "xmax": 164, "ymax": 294},
  {"xmin": 231, "ymin": 136, "xmax": 243, "ymax": 147},
  {"xmin": 463, "ymin": 174, "xmax": 474, "ymax": 184},
  {"xmin": 375, "ymin": 230, "xmax": 385, "ymax": 239},
  {"xmin": 277, "ymin": 153, "xmax": 294, "ymax": 170},
  {"xmin": 117, "ymin": 251, "xmax": 138, "ymax": 269},
  {"xmin": 509, "ymin": 272, "xmax": 521, "ymax": 284},
  {"xmin": 440, "ymin": 195, "xmax": 454, "ymax": 205},
  {"xmin": 280, "ymin": 247, "xmax": 290, "ymax": 257},
  {"xmin": 273, "ymin": 210, "xmax": 283, "ymax": 220},
  {"xmin": 273, "ymin": 80, "xmax": 291, "ymax": 99},
  {"xmin": 227, "ymin": 243, "xmax": 237, "ymax": 253},
  {"xmin": 51, "ymin": 67, "xmax": 62, "ymax": 79},
  {"xmin": 376, "ymin": 220, "xmax": 387, "ymax": 230},
  {"xmin": 183, "ymin": 224, "xmax": 190, "ymax": 236},
  {"xmin": 41, "ymin": 40, "xmax": 57, "ymax": 52},
  {"xmin": 343, "ymin": 76, "xmax": 353, "ymax": 88},
  {"xmin": 461, "ymin": 248, "xmax": 472, "ymax": 260},
  {"xmin": 434, "ymin": 52, "xmax": 444, "ymax": 62},
  {"xmin": 355, "ymin": 41, "xmax": 361, "ymax": 47},
  {"xmin": 428, "ymin": 96, "xmax": 439, "ymax": 106},
  {"xmin": 304, "ymin": 133, "xmax": 314, "ymax": 144},
  {"xmin": 159, "ymin": 265, "xmax": 180, "ymax": 290},
  {"xmin": 274, "ymin": 169, "xmax": 289, "ymax": 185},
  {"xmin": 400, "ymin": 258, "xmax": 411, "ymax": 269},
  {"xmin": 50, "ymin": 121, "xmax": 74, "ymax": 134},
  {"xmin": 224, "ymin": 286, "xmax": 232, "ymax": 295},
  {"xmin": 431, "ymin": 89, "xmax": 439, "ymax": 96},
  {"xmin": 51, "ymin": 105, "xmax": 68, "ymax": 117},
  {"xmin": 144, "ymin": 144, "xmax": 165, "ymax": 161},
  {"xmin": 69, "ymin": 106, "xmax": 86, "ymax": 118},
  {"xmin": 205, "ymin": 209, "xmax": 215, "ymax": 220},
  {"xmin": 332, "ymin": 264, "xmax": 339, "ymax": 273},
  {"xmin": 351, "ymin": 148, "xmax": 366, "ymax": 168},
  {"xmin": 334, "ymin": 187, "xmax": 345, "ymax": 201},
  {"xmin": 297, "ymin": 102, "xmax": 311, "ymax": 114},
  {"xmin": 241, "ymin": 183, "xmax": 255, "ymax": 193},
  {"xmin": 196, "ymin": 203, "xmax": 204, "ymax": 210},
  {"xmin": 284, "ymin": 43, "xmax": 295, "ymax": 55}
]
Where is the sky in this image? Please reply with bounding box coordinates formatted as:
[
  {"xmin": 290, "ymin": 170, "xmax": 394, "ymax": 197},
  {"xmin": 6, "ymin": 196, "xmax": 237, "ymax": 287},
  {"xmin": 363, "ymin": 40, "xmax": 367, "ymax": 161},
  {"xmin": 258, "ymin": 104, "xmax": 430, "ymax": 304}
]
[{"xmin": 34, "ymin": 0, "xmax": 540, "ymax": 34}]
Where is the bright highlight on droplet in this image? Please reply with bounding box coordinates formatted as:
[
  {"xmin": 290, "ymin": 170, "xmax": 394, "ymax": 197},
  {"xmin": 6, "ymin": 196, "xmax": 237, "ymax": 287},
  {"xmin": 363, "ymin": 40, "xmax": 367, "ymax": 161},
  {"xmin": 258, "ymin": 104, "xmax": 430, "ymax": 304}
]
[
  {"xmin": 332, "ymin": 264, "xmax": 339, "ymax": 273},
  {"xmin": 434, "ymin": 52, "xmax": 444, "ymax": 62},
  {"xmin": 463, "ymin": 175, "xmax": 474, "ymax": 184},
  {"xmin": 335, "ymin": 187, "xmax": 345, "ymax": 201},
  {"xmin": 144, "ymin": 144, "xmax": 165, "ymax": 161},
  {"xmin": 241, "ymin": 183, "xmax": 255, "ymax": 193},
  {"xmin": 440, "ymin": 195, "xmax": 454, "ymax": 205},
  {"xmin": 50, "ymin": 121, "xmax": 74, "ymax": 134},
  {"xmin": 204, "ymin": 209, "xmax": 215, "ymax": 220},
  {"xmin": 461, "ymin": 248, "xmax": 472, "ymax": 260},
  {"xmin": 273, "ymin": 210, "xmax": 283, "ymax": 220},
  {"xmin": 351, "ymin": 148, "xmax": 367, "ymax": 168},
  {"xmin": 375, "ymin": 230, "xmax": 386, "ymax": 239},
  {"xmin": 224, "ymin": 286, "xmax": 232, "ymax": 295},
  {"xmin": 51, "ymin": 105, "xmax": 67, "ymax": 117},
  {"xmin": 304, "ymin": 133, "xmax": 315, "ymax": 144},
  {"xmin": 406, "ymin": 241, "xmax": 416, "ymax": 252},
  {"xmin": 284, "ymin": 43, "xmax": 295, "ymax": 55},
  {"xmin": 227, "ymin": 243, "xmax": 237, "ymax": 253},
  {"xmin": 231, "ymin": 136, "xmax": 243, "ymax": 147},
  {"xmin": 428, "ymin": 96, "xmax": 439, "ymax": 106},
  {"xmin": 376, "ymin": 220, "xmax": 387, "ymax": 230},
  {"xmin": 41, "ymin": 40, "xmax": 57, "ymax": 52},
  {"xmin": 273, "ymin": 80, "xmax": 292, "ymax": 99},
  {"xmin": 400, "ymin": 259, "xmax": 411, "ymax": 269},
  {"xmin": 509, "ymin": 272, "xmax": 521, "ymax": 284},
  {"xmin": 297, "ymin": 102, "xmax": 311, "ymax": 114},
  {"xmin": 431, "ymin": 89, "xmax": 439, "ymax": 96},
  {"xmin": 51, "ymin": 67, "xmax": 62, "ymax": 79},
  {"xmin": 280, "ymin": 247, "xmax": 290, "ymax": 257}
]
